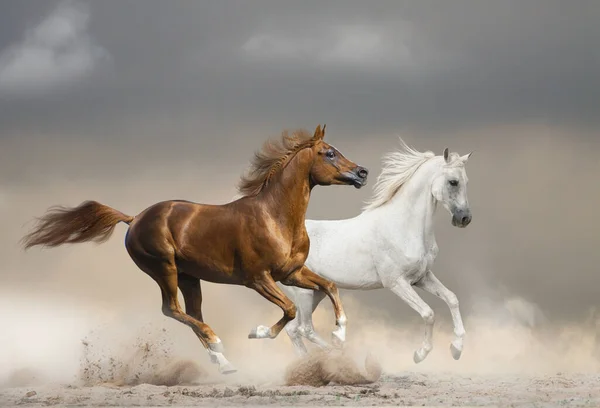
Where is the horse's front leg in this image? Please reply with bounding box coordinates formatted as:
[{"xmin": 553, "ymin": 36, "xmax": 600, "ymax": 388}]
[
  {"xmin": 282, "ymin": 266, "xmax": 347, "ymax": 347},
  {"xmin": 416, "ymin": 270, "xmax": 465, "ymax": 360},
  {"xmin": 389, "ymin": 278, "xmax": 435, "ymax": 363},
  {"xmin": 247, "ymin": 271, "xmax": 298, "ymax": 340}
]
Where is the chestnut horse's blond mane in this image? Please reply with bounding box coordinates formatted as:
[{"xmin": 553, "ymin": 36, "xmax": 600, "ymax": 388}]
[{"xmin": 238, "ymin": 129, "xmax": 318, "ymax": 197}]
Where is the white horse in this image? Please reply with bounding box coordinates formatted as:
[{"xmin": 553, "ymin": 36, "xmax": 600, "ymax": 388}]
[{"xmin": 281, "ymin": 139, "xmax": 473, "ymax": 363}]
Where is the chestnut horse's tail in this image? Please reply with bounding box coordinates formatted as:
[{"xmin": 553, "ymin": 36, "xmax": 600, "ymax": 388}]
[{"xmin": 21, "ymin": 200, "xmax": 134, "ymax": 249}]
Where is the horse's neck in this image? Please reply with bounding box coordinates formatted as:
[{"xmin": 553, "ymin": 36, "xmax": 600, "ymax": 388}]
[
  {"xmin": 374, "ymin": 162, "xmax": 438, "ymax": 245},
  {"xmin": 261, "ymin": 150, "xmax": 312, "ymax": 232}
]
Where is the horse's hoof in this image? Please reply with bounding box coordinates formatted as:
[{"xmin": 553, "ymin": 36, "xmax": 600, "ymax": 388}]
[
  {"xmin": 450, "ymin": 343, "xmax": 462, "ymax": 360},
  {"xmin": 248, "ymin": 325, "xmax": 270, "ymax": 339},
  {"xmin": 413, "ymin": 349, "xmax": 427, "ymax": 364},
  {"xmin": 219, "ymin": 363, "xmax": 238, "ymax": 375}
]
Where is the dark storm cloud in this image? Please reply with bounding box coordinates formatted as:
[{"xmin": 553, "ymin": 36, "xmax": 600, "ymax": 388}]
[{"xmin": 0, "ymin": 0, "xmax": 599, "ymax": 135}]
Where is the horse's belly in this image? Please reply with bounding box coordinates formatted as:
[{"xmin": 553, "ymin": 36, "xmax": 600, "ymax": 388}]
[
  {"xmin": 336, "ymin": 277, "xmax": 383, "ymax": 290},
  {"xmin": 178, "ymin": 261, "xmax": 245, "ymax": 285},
  {"xmin": 307, "ymin": 261, "xmax": 382, "ymax": 290}
]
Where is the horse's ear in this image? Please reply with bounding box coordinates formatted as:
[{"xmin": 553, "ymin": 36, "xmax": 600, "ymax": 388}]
[
  {"xmin": 443, "ymin": 148, "xmax": 450, "ymax": 163},
  {"xmin": 460, "ymin": 151, "xmax": 473, "ymax": 163},
  {"xmin": 313, "ymin": 124, "xmax": 325, "ymax": 140}
]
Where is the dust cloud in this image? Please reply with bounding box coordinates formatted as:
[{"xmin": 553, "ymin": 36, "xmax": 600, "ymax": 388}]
[
  {"xmin": 309, "ymin": 295, "xmax": 600, "ymax": 377},
  {"xmin": 79, "ymin": 325, "xmax": 206, "ymax": 387},
  {"xmin": 285, "ymin": 350, "xmax": 382, "ymax": 387}
]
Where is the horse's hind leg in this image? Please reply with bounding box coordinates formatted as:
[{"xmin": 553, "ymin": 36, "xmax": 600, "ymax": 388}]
[
  {"xmin": 297, "ymin": 288, "xmax": 330, "ymax": 348},
  {"xmin": 146, "ymin": 260, "xmax": 236, "ymax": 374},
  {"xmin": 247, "ymin": 271, "xmax": 297, "ymax": 340},
  {"xmin": 280, "ymin": 286, "xmax": 309, "ymax": 355},
  {"xmin": 389, "ymin": 278, "xmax": 435, "ymax": 364},
  {"xmin": 283, "ymin": 287, "xmax": 329, "ymax": 355},
  {"xmin": 284, "ymin": 319, "xmax": 308, "ymax": 356},
  {"xmin": 416, "ymin": 270, "xmax": 465, "ymax": 360},
  {"xmin": 176, "ymin": 273, "xmax": 237, "ymax": 373},
  {"xmin": 282, "ymin": 266, "xmax": 347, "ymax": 347},
  {"xmin": 178, "ymin": 273, "xmax": 205, "ymax": 322}
]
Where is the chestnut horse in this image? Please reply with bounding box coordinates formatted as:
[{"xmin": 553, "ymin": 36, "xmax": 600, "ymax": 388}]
[{"xmin": 21, "ymin": 125, "xmax": 368, "ymax": 374}]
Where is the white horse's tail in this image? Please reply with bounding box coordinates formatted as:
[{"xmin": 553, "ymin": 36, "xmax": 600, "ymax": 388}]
[{"xmin": 284, "ymin": 350, "xmax": 382, "ymax": 387}]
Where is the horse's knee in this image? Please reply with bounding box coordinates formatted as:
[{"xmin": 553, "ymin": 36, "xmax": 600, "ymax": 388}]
[
  {"xmin": 447, "ymin": 293, "xmax": 459, "ymax": 309},
  {"xmin": 323, "ymin": 280, "xmax": 338, "ymax": 294},
  {"xmin": 422, "ymin": 309, "xmax": 435, "ymax": 325},
  {"xmin": 284, "ymin": 303, "xmax": 297, "ymax": 320}
]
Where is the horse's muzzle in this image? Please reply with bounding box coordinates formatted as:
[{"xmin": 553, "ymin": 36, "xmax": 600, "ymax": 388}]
[
  {"xmin": 350, "ymin": 166, "xmax": 369, "ymax": 189},
  {"xmin": 452, "ymin": 208, "xmax": 472, "ymax": 228}
]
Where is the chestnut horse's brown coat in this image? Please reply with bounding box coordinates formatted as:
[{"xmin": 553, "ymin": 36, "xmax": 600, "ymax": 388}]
[{"xmin": 21, "ymin": 125, "xmax": 368, "ymax": 374}]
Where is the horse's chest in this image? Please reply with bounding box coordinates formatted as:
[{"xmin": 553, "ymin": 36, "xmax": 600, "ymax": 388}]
[
  {"xmin": 403, "ymin": 246, "xmax": 438, "ymax": 284},
  {"xmin": 288, "ymin": 237, "xmax": 309, "ymax": 265},
  {"xmin": 404, "ymin": 258, "xmax": 428, "ymax": 283},
  {"xmin": 270, "ymin": 231, "xmax": 309, "ymax": 272}
]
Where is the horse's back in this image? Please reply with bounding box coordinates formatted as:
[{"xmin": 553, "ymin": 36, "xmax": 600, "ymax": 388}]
[{"xmin": 126, "ymin": 199, "xmax": 234, "ymax": 258}]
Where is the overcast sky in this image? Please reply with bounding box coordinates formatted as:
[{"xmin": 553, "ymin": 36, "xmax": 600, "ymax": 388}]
[
  {"xmin": 1, "ymin": 0, "xmax": 598, "ymax": 134},
  {"xmin": 1, "ymin": 0, "xmax": 600, "ymax": 349}
]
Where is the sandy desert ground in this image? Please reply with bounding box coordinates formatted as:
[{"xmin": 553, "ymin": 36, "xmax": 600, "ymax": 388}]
[{"xmin": 2, "ymin": 370, "xmax": 600, "ymax": 407}]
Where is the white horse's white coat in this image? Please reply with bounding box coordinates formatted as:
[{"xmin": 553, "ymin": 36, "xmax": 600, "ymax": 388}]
[{"xmin": 281, "ymin": 139, "xmax": 473, "ymax": 363}]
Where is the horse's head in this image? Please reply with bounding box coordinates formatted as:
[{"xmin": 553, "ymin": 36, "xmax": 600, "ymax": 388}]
[
  {"xmin": 431, "ymin": 148, "xmax": 473, "ymax": 228},
  {"xmin": 308, "ymin": 124, "xmax": 368, "ymax": 189}
]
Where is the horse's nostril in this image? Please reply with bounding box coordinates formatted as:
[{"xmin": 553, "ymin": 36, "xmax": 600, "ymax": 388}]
[
  {"xmin": 462, "ymin": 216, "xmax": 470, "ymax": 225},
  {"xmin": 357, "ymin": 168, "xmax": 368, "ymax": 178}
]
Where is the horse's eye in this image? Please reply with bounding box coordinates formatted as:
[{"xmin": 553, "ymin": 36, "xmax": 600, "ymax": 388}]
[
  {"xmin": 449, "ymin": 180, "xmax": 459, "ymax": 187},
  {"xmin": 326, "ymin": 150, "xmax": 335, "ymax": 159}
]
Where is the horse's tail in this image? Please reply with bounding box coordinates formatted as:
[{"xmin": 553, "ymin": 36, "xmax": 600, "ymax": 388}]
[{"xmin": 21, "ymin": 200, "xmax": 134, "ymax": 250}]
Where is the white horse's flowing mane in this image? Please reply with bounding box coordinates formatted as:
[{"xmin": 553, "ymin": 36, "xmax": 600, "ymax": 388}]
[{"xmin": 362, "ymin": 138, "xmax": 436, "ymax": 211}]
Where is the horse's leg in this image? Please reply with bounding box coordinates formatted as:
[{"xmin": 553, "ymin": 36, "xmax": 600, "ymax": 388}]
[
  {"xmin": 287, "ymin": 287, "xmax": 331, "ymax": 352},
  {"xmin": 389, "ymin": 278, "xmax": 435, "ymax": 363},
  {"xmin": 284, "ymin": 321, "xmax": 309, "ymax": 356},
  {"xmin": 178, "ymin": 272, "xmax": 204, "ymax": 322},
  {"xmin": 300, "ymin": 289, "xmax": 330, "ymax": 348},
  {"xmin": 247, "ymin": 271, "xmax": 297, "ymax": 340},
  {"xmin": 416, "ymin": 270, "xmax": 465, "ymax": 360},
  {"xmin": 281, "ymin": 286, "xmax": 309, "ymax": 356},
  {"xmin": 149, "ymin": 262, "xmax": 236, "ymax": 374},
  {"xmin": 176, "ymin": 273, "xmax": 236, "ymax": 373},
  {"xmin": 282, "ymin": 266, "xmax": 347, "ymax": 347}
]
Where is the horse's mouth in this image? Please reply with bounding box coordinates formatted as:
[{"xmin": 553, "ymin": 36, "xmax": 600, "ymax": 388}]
[
  {"xmin": 352, "ymin": 179, "xmax": 366, "ymax": 189},
  {"xmin": 341, "ymin": 173, "xmax": 367, "ymax": 189}
]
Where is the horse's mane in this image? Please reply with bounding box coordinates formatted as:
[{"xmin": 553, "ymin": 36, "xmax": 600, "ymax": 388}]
[
  {"xmin": 238, "ymin": 129, "xmax": 317, "ymax": 197},
  {"xmin": 362, "ymin": 138, "xmax": 436, "ymax": 211}
]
